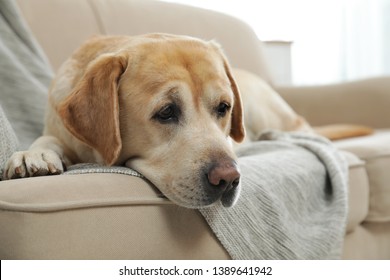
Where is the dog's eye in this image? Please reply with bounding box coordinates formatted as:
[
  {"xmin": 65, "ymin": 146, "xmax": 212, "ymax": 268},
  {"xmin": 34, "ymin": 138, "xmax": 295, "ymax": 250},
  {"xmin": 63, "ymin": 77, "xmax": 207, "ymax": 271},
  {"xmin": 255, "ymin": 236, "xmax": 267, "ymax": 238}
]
[
  {"xmin": 154, "ymin": 104, "xmax": 179, "ymax": 123},
  {"xmin": 216, "ymin": 102, "xmax": 231, "ymax": 118}
]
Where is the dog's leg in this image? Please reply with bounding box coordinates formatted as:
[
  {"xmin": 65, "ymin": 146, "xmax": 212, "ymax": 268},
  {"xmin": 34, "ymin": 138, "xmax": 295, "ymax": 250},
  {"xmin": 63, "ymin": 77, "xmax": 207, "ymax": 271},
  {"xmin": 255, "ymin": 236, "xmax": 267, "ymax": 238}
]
[{"xmin": 2, "ymin": 136, "xmax": 70, "ymax": 180}]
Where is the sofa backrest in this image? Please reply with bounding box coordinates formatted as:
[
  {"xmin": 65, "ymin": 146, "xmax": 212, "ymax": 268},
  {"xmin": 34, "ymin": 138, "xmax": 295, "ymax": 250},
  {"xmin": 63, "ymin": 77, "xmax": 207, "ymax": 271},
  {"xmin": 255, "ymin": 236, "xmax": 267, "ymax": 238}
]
[{"xmin": 16, "ymin": 0, "xmax": 272, "ymax": 82}]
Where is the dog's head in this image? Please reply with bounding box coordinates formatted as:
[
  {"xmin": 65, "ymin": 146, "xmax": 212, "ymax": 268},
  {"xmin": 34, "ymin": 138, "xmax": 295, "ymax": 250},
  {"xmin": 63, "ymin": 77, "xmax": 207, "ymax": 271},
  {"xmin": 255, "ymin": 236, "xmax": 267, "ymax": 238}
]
[{"xmin": 59, "ymin": 34, "xmax": 245, "ymax": 208}]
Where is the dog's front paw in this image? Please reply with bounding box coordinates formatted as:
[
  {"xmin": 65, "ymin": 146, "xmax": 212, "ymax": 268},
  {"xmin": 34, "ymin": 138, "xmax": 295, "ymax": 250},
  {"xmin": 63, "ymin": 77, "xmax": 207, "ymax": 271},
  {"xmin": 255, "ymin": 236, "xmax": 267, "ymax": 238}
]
[{"xmin": 2, "ymin": 149, "xmax": 66, "ymax": 180}]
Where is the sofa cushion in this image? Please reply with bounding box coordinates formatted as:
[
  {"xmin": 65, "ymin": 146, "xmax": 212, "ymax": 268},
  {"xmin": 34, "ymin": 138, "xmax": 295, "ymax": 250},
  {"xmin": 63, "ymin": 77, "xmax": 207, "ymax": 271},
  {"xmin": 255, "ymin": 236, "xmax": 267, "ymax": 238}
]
[{"xmin": 335, "ymin": 130, "xmax": 390, "ymax": 223}]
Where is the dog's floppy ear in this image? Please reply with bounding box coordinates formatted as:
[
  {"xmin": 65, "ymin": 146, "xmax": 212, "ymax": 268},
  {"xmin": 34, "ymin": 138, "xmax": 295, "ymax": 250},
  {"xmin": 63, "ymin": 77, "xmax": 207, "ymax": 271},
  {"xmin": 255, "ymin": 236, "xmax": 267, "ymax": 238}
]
[
  {"xmin": 210, "ymin": 41, "xmax": 245, "ymax": 142},
  {"xmin": 58, "ymin": 53, "xmax": 128, "ymax": 165},
  {"xmin": 222, "ymin": 58, "xmax": 245, "ymax": 142},
  {"xmin": 210, "ymin": 46, "xmax": 244, "ymax": 143}
]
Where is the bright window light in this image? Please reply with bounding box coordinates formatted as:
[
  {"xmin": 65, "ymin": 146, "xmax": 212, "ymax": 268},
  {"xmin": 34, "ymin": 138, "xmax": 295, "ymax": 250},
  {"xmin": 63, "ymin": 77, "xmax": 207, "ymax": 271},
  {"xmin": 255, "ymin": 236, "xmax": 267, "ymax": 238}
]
[{"xmin": 162, "ymin": 0, "xmax": 390, "ymax": 85}]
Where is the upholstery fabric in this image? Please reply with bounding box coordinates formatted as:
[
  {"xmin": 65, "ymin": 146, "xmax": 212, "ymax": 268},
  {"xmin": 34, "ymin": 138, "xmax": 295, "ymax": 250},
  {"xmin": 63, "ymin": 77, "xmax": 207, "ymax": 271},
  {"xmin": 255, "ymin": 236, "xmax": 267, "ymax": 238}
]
[
  {"xmin": 0, "ymin": 173, "xmax": 229, "ymax": 259},
  {"xmin": 335, "ymin": 130, "xmax": 390, "ymax": 222}
]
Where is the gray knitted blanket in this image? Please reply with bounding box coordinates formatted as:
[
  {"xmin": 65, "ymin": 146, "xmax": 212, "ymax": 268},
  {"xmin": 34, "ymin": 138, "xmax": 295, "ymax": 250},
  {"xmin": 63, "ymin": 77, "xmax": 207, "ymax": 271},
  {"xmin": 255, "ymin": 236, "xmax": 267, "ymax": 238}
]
[
  {"xmin": 0, "ymin": 0, "xmax": 348, "ymax": 259},
  {"xmin": 0, "ymin": 0, "xmax": 53, "ymax": 150},
  {"xmin": 0, "ymin": 105, "xmax": 18, "ymax": 178},
  {"xmin": 202, "ymin": 131, "xmax": 348, "ymax": 259}
]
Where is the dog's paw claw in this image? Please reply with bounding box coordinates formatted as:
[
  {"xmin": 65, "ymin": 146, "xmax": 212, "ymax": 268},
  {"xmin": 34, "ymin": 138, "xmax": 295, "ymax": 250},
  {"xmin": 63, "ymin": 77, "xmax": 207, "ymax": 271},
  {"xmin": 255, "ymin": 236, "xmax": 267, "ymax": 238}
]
[
  {"xmin": 47, "ymin": 163, "xmax": 61, "ymax": 175},
  {"xmin": 30, "ymin": 164, "xmax": 39, "ymax": 174},
  {"xmin": 15, "ymin": 166, "xmax": 23, "ymax": 176}
]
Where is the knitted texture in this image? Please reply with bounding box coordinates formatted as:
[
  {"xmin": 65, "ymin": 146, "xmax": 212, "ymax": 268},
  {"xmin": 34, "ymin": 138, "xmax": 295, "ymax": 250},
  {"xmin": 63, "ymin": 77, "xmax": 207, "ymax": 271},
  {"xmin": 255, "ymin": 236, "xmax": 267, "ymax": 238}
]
[
  {"xmin": 0, "ymin": 105, "xmax": 19, "ymax": 180},
  {"xmin": 65, "ymin": 163, "xmax": 144, "ymax": 179},
  {"xmin": 0, "ymin": 0, "xmax": 53, "ymax": 149},
  {"xmin": 200, "ymin": 131, "xmax": 348, "ymax": 259}
]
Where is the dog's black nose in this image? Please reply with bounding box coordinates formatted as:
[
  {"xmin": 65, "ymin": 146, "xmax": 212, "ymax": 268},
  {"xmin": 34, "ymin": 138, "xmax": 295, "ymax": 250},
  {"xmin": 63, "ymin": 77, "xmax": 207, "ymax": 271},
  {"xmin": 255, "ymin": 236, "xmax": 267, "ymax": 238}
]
[{"xmin": 207, "ymin": 160, "xmax": 240, "ymax": 190}]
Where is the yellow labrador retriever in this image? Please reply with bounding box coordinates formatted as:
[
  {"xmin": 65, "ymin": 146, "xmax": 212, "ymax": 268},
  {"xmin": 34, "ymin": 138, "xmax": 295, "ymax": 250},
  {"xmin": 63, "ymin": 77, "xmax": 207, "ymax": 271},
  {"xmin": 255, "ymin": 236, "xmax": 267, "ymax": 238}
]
[
  {"xmin": 2, "ymin": 34, "xmax": 371, "ymax": 208},
  {"xmin": 4, "ymin": 34, "xmax": 246, "ymax": 208}
]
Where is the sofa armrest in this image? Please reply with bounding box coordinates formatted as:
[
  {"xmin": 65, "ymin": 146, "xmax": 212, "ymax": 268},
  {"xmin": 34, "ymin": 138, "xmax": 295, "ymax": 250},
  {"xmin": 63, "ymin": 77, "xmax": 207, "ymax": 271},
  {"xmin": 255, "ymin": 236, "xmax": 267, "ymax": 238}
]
[
  {"xmin": 0, "ymin": 173, "xmax": 229, "ymax": 259},
  {"xmin": 275, "ymin": 77, "xmax": 390, "ymax": 128}
]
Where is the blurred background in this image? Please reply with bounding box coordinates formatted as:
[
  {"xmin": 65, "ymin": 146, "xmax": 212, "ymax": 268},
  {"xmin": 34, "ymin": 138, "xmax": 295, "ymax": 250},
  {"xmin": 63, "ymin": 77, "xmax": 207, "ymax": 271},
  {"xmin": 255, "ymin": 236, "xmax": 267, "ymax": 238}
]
[{"xmin": 164, "ymin": 0, "xmax": 390, "ymax": 86}]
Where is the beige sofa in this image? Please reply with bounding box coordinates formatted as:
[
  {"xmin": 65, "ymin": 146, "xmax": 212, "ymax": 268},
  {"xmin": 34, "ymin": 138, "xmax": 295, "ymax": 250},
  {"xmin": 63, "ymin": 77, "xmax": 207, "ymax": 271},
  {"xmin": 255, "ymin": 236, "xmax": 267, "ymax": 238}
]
[{"xmin": 1, "ymin": 0, "xmax": 389, "ymax": 259}]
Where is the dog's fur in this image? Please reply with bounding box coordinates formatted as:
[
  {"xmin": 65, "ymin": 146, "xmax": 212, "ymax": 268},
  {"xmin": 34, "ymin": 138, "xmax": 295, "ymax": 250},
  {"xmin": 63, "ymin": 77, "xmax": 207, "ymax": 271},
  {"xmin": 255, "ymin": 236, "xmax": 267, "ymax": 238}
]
[{"xmin": 2, "ymin": 34, "xmax": 372, "ymax": 208}]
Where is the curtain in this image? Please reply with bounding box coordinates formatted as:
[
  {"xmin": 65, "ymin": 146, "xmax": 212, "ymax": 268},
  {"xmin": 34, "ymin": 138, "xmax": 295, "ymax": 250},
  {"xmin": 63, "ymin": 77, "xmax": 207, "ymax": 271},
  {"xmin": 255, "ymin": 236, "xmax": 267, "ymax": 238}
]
[{"xmin": 341, "ymin": 0, "xmax": 389, "ymax": 81}]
